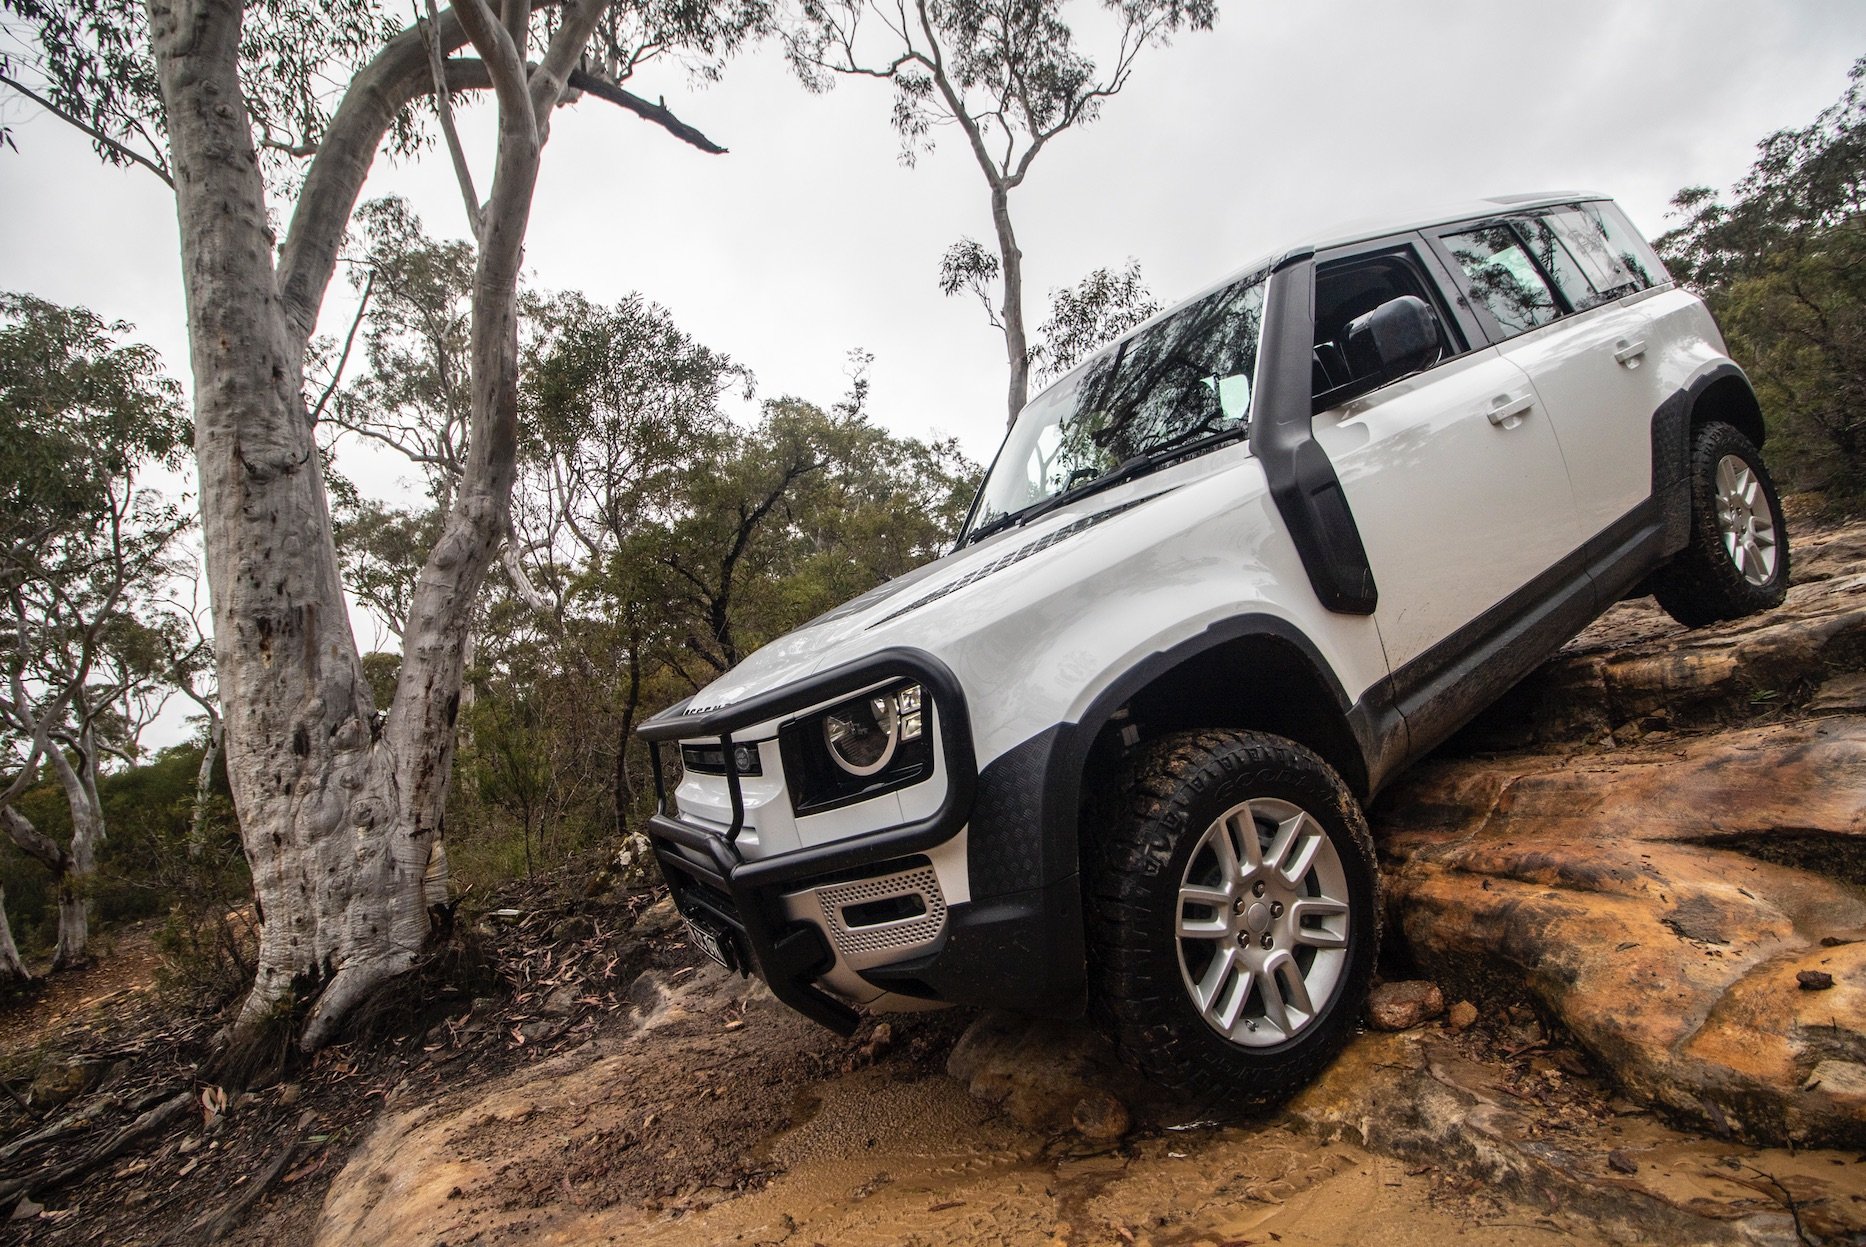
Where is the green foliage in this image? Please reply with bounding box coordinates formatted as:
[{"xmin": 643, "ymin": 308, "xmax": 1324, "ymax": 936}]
[
  {"xmin": 0, "ymin": 740, "xmax": 242, "ymax": 958},
  {"xmin": 0, "ymin": 292, "xmax": 187, "ymax": 562},
  {"xmin": 1033, "ymin": 258, "xmax": 1160, "ymax": 383},
  {"xmin": 789, "ymin": 0, "xmax": 1216, "ymax": 165},
  {"xmin": 0, "ymin": 0, "xmax": 410, "ymax": 183},
  {"xmin": 1658, "ymin": 57, "xmax": 1866, "ymax": 502}
]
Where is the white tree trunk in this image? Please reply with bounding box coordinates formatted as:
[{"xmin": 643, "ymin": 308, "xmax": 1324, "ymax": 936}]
[
  {"xmin": 148, "ymin": 0, "xmax": 603, "ymax": 1051},
  {"xmin": 0, "ymin": 883, "xmax": 29, "ymax": 984},
  {"xmin": 42, "ymin": 738, "xmax": 102, "ymax": 970},
  {"xmin": 989, "ymin": 183, "xmax": 1029, "ymax": 426},
  {"xmin": 187, "ymin": 710, "xmax": 225, "ymax": 860}
]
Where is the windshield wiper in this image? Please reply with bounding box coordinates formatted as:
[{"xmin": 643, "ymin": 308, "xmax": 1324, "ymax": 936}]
[{"xmin": 964, "ymin": 424, "xmax": 1249, "ymax": 546}]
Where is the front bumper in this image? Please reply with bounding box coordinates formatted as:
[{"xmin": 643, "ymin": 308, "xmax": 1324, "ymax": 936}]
[{"xmin": 638, "ymin": 648, "xmax": 977, "ymax": 1035}]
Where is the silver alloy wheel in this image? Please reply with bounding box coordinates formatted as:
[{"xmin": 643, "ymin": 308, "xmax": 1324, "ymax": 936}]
[
  {"xmin": 1715, "ymin": 453, "xmax": 1778, "ymax": 586},
  {"xmin": 1175, "ymin": 797, "xmax": 1351, "ymax": 1048}
]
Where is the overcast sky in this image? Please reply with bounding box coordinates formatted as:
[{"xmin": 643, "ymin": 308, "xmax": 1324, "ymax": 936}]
[
  {"xmin": 3, "ymin": 0, "xmax": 1865, "ymax": 742},
  {"xmin": 7, "ymin": 1, "xmax": 1866, "ymax": 470}
]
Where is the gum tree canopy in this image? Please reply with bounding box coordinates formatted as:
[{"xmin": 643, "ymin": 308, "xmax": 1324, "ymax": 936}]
[{"xmin": 1, "ymin": 0, "xmax": 759, "ymax": 1052}]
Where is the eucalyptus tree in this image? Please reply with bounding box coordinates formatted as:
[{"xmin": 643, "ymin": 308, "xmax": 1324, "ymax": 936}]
[
  {"xmin": 1031, "ymin": 258, "xmax": 1159, "ymax": 383},
  {"xmin": 0, "ymin": 293, "xmax": 191, "ymax": 971},
  {"xmin": 1659, "ymin": 56, "xmax": 1866, "ymax": 499},
  {"xmin": 2, "ymin": 0, "xmax": 761, "ymax": 1051},
  {"xmin": 786, "ymin": 0, "xmax": 1214, "ymax": 424}
]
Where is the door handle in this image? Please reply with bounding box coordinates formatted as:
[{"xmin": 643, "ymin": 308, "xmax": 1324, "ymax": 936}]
[
  {"xmin": 1487, "ymin": 392, "xmax": 1534, "ymax": 428},
  {"xmin": 1612, "ymin": 337, "xmax": 1648, "ymax": 367}
]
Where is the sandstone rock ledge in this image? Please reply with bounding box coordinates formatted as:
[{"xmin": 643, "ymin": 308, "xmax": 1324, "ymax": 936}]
[{"xmin": 1377, "ymin": 520, "xmax": 1866, "ymax": 1147}]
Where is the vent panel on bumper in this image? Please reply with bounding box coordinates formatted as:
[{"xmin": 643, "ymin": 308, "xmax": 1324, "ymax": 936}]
[{"xmin": 817, "ymin": 866, "xmax": 945, "ymax": 958}]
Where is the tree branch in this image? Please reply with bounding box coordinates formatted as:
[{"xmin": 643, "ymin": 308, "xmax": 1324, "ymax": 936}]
[
  {"xmin": 309, "ymin": 270, "xmax": 374, "ymax": 425},
  {"xmin": 0, "ymin": 73, "xmax": 174, "ymax": 188},
  {"xmin": 421, "ymin": 0, "xmax": 484, "ymax": 234},
  {"xmin": 565, "ymin": 70, "xmax": 728, "ymax": 154}
]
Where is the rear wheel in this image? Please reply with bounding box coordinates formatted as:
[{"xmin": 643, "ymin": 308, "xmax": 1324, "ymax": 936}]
[
  {"xmin": 1087, "ymin": 730, "xmax": 1378, "ymax": 1109},
  {"xmin": 1652, "ymin": 421, "xmax": 1790, "ymax": 627}
]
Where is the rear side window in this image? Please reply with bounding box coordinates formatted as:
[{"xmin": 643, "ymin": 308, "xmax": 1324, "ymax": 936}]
[
  {"xmin": 1577, "ymin": 201, "xmax": 1669, "ymax": 290},
  {"xmin": 1517, "ymin": 215, "xmax": 1604, "ymax": 311},
  {"xmin": 1545, "ymin": 208, "xmax": 1640, "ymax": 304},
  {"xmin": 1443, "ymin": 226, "xmax": 1561, "ymax": 336}
]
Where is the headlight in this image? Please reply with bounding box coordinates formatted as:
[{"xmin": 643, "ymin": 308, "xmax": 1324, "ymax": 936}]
[{"xmin": 782, "ymin": 681, "xmax": 933, "ymax": 813}]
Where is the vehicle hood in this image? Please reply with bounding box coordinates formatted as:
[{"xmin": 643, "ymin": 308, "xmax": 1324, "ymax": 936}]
[{"xmin": 675, "ymin": 487, "xmax": 1161, "ymax": 721}]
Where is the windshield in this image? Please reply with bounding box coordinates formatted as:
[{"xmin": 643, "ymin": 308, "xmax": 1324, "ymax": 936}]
[{"xmin": 967, "ymin": 274, "xmax": 1267, "ymax": 537}]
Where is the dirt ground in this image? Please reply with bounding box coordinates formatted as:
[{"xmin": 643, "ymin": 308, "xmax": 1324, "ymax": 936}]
[{"xmin": 4, "ymin": 502, "xmax": 1864, "ymax": 1246}]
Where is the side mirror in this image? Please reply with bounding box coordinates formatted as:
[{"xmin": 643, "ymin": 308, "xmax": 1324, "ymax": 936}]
[{"xmin": 1344, "ymin": 295, "xmax": 1442, "ymax": 385}]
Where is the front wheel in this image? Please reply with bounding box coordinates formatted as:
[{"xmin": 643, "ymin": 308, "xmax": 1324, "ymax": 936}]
[
  {"xmin": 1651, "ymin": 421, "xmax": 1790, "ymax": 627},
  {"xmin": 1087, "ymin": 730, "xmax": 1378, "ymax": 1110}
]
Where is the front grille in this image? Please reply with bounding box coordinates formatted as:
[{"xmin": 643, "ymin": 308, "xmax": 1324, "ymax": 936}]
[{"xmin": 815, "ymin": 866, "xmax": 945, "ymax": 957}]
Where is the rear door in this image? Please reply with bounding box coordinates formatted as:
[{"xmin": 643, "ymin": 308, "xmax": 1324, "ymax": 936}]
[
  {"xmin": 1307, "ymin": 239, "xmax": 1587, "ymax": 671},
  {"xmin": 1427, "ymin": 206, "xmax": 1668, "ymax": 540}
]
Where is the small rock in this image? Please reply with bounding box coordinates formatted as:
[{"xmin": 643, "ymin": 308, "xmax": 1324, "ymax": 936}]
[
  {"xmin": 278, "ymin": 1082, "xmax": 303, "ymax": 1107},
  {"xmin": 626, "ymin": 971, "xmax": 667, "ymax": 1014},
  {"xmin": 552, "ymin": 915, "xmax": 595, "ymax": 945},
  {"xmin": 635, "ymin": 897, "xmax": 682, "ymax": 941},
  {"xmin": 10, "ymin": 1196, "xmax": 42, "ymax": 1221},
  {"xmin": 1819, "ymin": 936, "xmax": 1856, "ymax": 948},
  {"xmin": 1071, "ymin": 1090, "xmax": 1131, "ymax": 1142},
  {"xmin": 859, "ymin": 1021, "xmax": 894, "ymax": 1062},
  {"xmin": 1446, "ymin": 1000, "xmax": 1479, "ymax": 1033},
  {"xmin": 540, "ymin": 982, "xmax": 581, "ymax": 1017},
  {"xmin": 28, "ymin": 1060, "xmax": 93, "ymax": 1109},
  {"xmin": 517, "ymin": 1019, "xmax": 560, "ymax": 1044},
  {"xmin": 1797, "ymin": 970, "xmax": 1835, "ymax": 991},
  {"xmin": 1367, "ymin": 981, "xmax": 1445, "ymax": 1031},
  {"xmin": 1607, "ymin": 1149, "xmax": 1639, "ymax": 1175}
]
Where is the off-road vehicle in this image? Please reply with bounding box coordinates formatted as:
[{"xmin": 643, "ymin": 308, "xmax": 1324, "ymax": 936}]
[{"xmin": 638, "ymin": 193, "xmax": 1790, "ymax": 1101}]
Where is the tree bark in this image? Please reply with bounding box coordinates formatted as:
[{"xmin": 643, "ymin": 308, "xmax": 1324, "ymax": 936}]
[
  {"xmin": 41, "ymin": 737, "xmax": 102, "ymax": 970},
  {"xmin": 0, "ymin": 883, "xmax": 28, "ymax": 984},
  {"xmin": 148, "ymin": 0, "xmax": 603, "ymax": 1051},
  {"xmin": 990, "ymin": 182, "xmax": 1029, "ymax": 425},
  {"xmin": 187, "ymin": 710, "xmax": 224, "ymax": 860}
]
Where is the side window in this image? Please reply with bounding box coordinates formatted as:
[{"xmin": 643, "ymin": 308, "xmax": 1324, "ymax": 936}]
[
  {"xmin": 1578, "ymin": 201, "xmax": 1669, "ymax": 290},
  {"xmin": 1543, "ymin": 208, "xmax": 1638, "ymax": 306},
  {"xmin": 1443, "ymin": 225, "xmax": 1561, "ymax": 336},
  {"xmin": 1518, "ymin": 214, "xmax": 1609, "ymax": 311},
  {"xmin": 1311, "ymin": 250, "xmax": 1460, "ymax": 407}
]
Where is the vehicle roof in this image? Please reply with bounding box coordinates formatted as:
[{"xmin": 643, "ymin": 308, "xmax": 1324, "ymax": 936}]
[
  {"xmin": 1305, "ymin": 190, "xmax": 1608, "ymax": 252},
  {"xmin": 1027, "ymin": 191, "xmax": 1612, "ymax": 408}
]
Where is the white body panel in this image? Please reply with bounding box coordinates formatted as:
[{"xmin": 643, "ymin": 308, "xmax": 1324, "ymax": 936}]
[
  {"xmin": 1315, "ymin": 346, "xmax": 1584, "ymax": 668},
  {"xmin": 671, "ymin": 442, "xmax": 1387, "ymax": 864}
]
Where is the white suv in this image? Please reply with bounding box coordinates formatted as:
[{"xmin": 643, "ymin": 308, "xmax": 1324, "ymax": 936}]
[{"xmin": 640, "ymin": 193, "xmax": 1790, "ymax": 1102}]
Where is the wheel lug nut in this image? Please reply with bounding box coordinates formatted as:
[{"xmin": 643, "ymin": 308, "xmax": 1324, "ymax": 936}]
[
  {"xmin": 1237, "ymin": 932, "xmax": 1249, "ymax": 946},
  {"xmin": 1270, "ymin": 902, "xmax": 1284, "ymax": 918},
  {"xmin": 1260, "ymin": 933, "xmax": 1273, "ymax": 950},
  {"xmin": 1252, "ymin": 881, "xmax": 1266, "ymax": 897}
]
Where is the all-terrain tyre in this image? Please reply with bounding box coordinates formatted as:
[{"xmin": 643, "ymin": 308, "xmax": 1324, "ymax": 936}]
[
  {"xmin": 1651, "ymin": 421, "xmax": 1790, "ymax": 628},
  {"xmin": 1086, "ymin": 730, "xmax": 1378, "ymax": 1111}
]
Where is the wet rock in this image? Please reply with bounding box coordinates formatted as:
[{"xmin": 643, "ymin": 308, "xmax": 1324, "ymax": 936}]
[
  {"xmin": 1366, "ymin": 980, "xmax": 1444, "ymax": 1031},
  {"xmin": 1381, "ymin": 717, "xmax": 1866, "ymax": 1147},
  {"xmin": 1376, "ymin": 532, "xmax": 1866, "ymax": 1147},
  {"xmin": 1445, "ymin": 1000, "xmax": 1478, "ymax": 1033},
  {"xmin": 1070, "ymin": 1089, "xmax": 1131, "ymax": 1142},
  {"xmin": 947, "ymin": 1013, "xmax": 1155, "ymax": 1135},
  {"xmin": 1286, "ymin": 1030, "xmax": 1865, "ymax": 1245}
]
